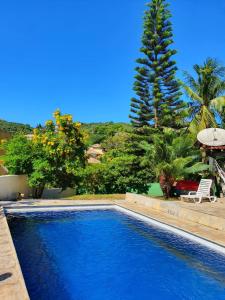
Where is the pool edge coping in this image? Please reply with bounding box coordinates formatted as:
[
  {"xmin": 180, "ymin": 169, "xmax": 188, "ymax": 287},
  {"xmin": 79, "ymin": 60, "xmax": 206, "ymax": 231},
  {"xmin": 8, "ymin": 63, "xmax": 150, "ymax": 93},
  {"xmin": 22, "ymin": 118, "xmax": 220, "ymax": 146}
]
[
  {"xmin": 115, "ymin": 205, "xmax": 225, "ymax": 255},
  {"xmin": 0, "ymin": 207, "xmax": 30, "ymax": 300}
]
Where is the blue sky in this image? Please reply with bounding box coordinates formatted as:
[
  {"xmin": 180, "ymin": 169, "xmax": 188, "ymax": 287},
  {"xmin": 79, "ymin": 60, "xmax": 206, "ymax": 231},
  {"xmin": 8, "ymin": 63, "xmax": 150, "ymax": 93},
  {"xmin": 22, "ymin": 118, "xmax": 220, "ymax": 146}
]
[{"xmin": 0, "ymin": 0, "xmax": 225, "ymax": 126}]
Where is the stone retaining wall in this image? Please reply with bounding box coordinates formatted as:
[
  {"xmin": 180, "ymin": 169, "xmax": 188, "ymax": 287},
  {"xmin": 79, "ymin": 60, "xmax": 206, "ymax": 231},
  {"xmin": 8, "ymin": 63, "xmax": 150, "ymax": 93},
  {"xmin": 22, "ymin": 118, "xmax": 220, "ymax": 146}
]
[{"xmin": 125, "ymin": 193, "xmax": 225, "ymax": 231}]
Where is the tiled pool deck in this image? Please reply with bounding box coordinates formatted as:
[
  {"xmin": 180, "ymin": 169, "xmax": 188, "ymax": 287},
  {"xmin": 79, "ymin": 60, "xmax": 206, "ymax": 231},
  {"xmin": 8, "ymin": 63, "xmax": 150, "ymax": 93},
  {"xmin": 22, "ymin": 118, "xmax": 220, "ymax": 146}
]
[{"xmin": 1, "ymin": 194, "xmax": 225, "ymax": 299}]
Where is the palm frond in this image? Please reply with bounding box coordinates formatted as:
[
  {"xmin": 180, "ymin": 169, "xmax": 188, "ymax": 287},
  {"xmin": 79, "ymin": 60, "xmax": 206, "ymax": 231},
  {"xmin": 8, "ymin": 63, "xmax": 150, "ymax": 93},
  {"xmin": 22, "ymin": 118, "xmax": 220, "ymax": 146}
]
[
  {"xmin": 172, "ymin": 135, "xmax": 194, "ymax": 157},
  {"xmin": 188, "ymin": 105, "xmax": 217, "ymax": 135},
  {"xmin": 193, "ymin": 64, "xmax": 201, "ymax": 75},
  {"xmin": 183, "ymin": 71, "xmax": 199, "ymax": 93},
  {"xmin": 185, "ymin": 162, "xmax": 209, "ymax": 174},
  {"xmin": 205, "ymin": 57, "xmax": 225, "ymax": 78},
  {"xmin": 199, "ymin": 105, "xmax": 217, "ymax": 129},
  {"xmin": 210, "ymin": 96, "xmax": 225, "ymax": 112},
  {"xmin": 189, "ymin": 117, "xmax": 200, "ymax": 136},
  {"xmin": 180, "ymin": 82, "xmax": 203, "ymax": 102}
]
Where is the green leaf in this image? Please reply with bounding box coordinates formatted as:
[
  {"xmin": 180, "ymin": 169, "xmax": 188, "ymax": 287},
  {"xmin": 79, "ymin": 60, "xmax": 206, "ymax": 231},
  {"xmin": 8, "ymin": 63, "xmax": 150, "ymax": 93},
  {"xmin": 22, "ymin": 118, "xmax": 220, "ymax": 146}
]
[
  {"xmin": 180, "ymin": 81, "xmax": 203, "ymax": 102},
  {"xmin": 185, "ymin": 162, "xmax": 209, "ymax": 174},
  {"xmin": 210, "ymin": 96, "xmax": 225, "ymax": 112}
]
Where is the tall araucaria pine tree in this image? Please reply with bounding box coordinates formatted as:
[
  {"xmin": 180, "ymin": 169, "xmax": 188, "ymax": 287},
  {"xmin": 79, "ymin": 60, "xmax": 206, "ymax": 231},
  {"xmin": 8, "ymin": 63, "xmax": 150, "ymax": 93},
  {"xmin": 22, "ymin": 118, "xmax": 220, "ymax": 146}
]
[{"xmin": 129, "ymin": 0, "xmax": 185, "ymax": 129}]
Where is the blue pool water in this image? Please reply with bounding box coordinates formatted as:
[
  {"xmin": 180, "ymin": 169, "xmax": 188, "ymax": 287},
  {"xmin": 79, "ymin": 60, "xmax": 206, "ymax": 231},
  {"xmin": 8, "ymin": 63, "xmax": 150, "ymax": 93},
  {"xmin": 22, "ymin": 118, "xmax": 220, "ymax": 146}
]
[{"xmin": 8, "ymin": 209, "xmax": 225, "ymax": 300}]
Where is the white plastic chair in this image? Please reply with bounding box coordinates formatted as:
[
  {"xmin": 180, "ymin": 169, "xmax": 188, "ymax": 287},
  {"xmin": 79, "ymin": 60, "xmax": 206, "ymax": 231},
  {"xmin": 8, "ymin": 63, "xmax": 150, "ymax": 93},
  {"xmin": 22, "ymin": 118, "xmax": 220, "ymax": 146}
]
[{"xmin": 180, "ymin": 179, "xmax": 217, "ymax": 204}]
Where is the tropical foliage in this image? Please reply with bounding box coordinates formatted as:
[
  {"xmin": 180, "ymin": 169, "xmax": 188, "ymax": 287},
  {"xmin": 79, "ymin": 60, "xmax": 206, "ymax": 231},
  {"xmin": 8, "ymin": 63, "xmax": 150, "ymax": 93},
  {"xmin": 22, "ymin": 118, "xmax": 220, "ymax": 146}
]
[
  {"xmin": 140, "ymin": 129, "xmax": 209, "ymax": 197},
  {"xmin": 76, "ymin": 128, "xmax": 154, "ymax": 195},
  {"xmin": 3, "ymin": 110, "xmax": 86, "ymax": 198},
  {"xmin": 3, "ymin": 134, "xmax": 34, "ymax": 175},
  {"xmin": 81, "ymin": 122, "xmax": 131, "ymax": 146},
  {"xmin": 182, "ymin": 58, "xmax": 225, "ymax": 134}
]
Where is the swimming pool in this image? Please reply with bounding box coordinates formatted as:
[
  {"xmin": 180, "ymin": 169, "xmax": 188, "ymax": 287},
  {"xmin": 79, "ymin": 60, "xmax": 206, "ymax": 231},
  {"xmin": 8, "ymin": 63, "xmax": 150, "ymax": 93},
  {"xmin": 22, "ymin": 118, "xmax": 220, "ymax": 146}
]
[{"xmin": 8, "ymin": 208, "xmax": 225, "ymax": 300}]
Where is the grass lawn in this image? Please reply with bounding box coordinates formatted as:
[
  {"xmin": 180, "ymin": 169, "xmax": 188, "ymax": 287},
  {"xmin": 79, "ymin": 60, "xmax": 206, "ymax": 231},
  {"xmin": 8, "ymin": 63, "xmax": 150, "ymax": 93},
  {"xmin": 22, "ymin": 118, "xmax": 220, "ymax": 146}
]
[
  {"xmin": 62, "ymin": 194, "xmax": 177, "ymax": 201},
  {"xmin": 62, "ymin": 194, "xmax": 126, "ymax": 200}
]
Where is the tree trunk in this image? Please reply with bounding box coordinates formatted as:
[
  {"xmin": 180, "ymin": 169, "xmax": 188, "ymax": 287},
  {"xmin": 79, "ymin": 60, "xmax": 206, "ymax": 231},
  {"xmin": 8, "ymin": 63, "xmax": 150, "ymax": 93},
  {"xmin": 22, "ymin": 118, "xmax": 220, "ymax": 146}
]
[
  {"xmin": 159, "ymin": 174, "xmax": 173, "ymax": 199},
  {"xmin": 200, "ymin": 147, "xmax": 207, "ymax": 163},
  {"xmin": 154, "ymin": 107, "xmax": 158, "ymax": 128},
  {"xmin": 32, "ymin": 184, "xmax": 45, "ymax": 199}
]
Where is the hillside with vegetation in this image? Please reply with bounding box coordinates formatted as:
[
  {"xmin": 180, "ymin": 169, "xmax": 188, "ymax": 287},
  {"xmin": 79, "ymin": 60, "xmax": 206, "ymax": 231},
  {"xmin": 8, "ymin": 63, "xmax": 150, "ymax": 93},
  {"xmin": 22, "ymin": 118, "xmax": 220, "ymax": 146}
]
[
  {"xmin": 0, "ymin": 119, "xmax": 33, "ymax": 135},
  {"xmin": 0, "ymin": 118, "xmax": 130, "ymax": 144},
  {"xmin": 81, "ymin": 122, "xmax": 131, "ymax": 146}
]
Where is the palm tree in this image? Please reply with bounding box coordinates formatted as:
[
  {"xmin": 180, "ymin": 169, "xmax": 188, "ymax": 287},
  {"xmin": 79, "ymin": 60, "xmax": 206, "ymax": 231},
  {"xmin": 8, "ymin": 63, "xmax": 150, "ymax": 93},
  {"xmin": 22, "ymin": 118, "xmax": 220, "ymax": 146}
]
[
  {"xmin": 181, "ymin": 58, "xmax": 225, "ymax": 134},
  {"xmin": 140, "ymin": 129, "xmax": 209, "ymax": 198}
]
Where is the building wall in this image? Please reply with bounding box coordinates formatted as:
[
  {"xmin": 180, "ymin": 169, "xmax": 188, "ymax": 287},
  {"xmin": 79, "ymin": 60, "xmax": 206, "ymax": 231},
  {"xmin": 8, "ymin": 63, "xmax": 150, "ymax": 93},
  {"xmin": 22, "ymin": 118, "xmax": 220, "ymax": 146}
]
[{"xmin": 0, "ymin": 175, "xmax": 29, "ymax": 201}]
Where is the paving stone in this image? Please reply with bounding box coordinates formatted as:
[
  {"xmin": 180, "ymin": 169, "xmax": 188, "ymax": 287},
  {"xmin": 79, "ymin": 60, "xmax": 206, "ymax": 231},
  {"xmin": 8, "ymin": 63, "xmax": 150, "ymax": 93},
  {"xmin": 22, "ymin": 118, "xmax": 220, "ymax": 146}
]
[{"xmin": 0, "ymin": 208, "xmax": 29, "ymax": 300}]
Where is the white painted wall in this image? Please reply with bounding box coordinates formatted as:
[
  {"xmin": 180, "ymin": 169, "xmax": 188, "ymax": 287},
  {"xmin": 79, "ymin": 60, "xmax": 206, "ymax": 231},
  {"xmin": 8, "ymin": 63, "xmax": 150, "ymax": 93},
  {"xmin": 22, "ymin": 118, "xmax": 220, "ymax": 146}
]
[{"xmin": 0, "ymin": 175, "xmax": 29, "ymax": 201}]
